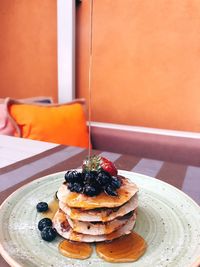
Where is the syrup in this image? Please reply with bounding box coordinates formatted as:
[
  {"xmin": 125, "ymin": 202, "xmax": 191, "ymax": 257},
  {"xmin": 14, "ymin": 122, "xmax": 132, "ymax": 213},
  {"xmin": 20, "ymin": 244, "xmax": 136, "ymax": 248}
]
[
  {"xmin": 68, "ymin": 207, "xmax": 82, "ymax": 220},
  {"xmin": 59, "ymin": 240, "xmax": 93, "ymax": 259},
  {"xmin": 96, "ymin": 232, "xmax": 147, "ymax": 263},
  {"xmin": 42, "ymin": 198, "xmax": 59, "ymax": 219}
]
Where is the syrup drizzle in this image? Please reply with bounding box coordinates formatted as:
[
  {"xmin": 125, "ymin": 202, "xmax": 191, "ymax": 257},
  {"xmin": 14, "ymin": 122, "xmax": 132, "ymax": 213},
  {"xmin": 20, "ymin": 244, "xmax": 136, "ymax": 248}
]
[{"xmin": 88, "ymin": 0, "xmax": 94, "ymax": 159}]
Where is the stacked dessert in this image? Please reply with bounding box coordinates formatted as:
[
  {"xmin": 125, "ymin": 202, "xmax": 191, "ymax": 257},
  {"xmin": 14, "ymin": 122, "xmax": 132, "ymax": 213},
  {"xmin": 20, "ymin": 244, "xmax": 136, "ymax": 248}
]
[{"xmin": 53, "ymin": 156, "xmax": 138, "ymax": 242}]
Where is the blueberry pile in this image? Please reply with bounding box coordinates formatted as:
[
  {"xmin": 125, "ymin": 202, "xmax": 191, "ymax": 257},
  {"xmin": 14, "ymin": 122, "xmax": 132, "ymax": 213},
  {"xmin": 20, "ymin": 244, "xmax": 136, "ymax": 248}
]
[
  {"xmin": 64, "ymin": 170, "xmax": 121, "ymax": 197},
  {"xmin": 37, "ymin": 217, "xmax": 57, "ymax": 241}
]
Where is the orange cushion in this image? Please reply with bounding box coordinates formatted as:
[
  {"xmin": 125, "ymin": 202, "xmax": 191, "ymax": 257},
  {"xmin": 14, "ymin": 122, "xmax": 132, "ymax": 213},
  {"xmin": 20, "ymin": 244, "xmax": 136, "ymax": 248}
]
[
  {"xmin": 0, "ymin": 97, "xmax": 53, "ymax": 136},
  {"xmin": 8, "ymin": 100, "xmax": 90, "ymax": 148}
]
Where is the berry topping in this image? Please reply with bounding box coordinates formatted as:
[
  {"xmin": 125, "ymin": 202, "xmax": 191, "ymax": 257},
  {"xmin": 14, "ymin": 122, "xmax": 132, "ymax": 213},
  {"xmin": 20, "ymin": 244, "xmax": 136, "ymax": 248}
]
[
  {"xmin": 64, "ymin": 156, "xmax": 121, "ymax": 197},
  {"xmin": 41, "ymin": 227, "xmax": 57, "ymax": 241},
  {"xmin": 104, "ymin": 184, "xmax": 118, "ymax": 196},
  {"xmin": 64, "ymin": 170, "xmax": 82, "ymax": 183},
  {"xmin": 36, "ymin": 202, "xmax": 48, "ymax": 212},
  {"xmin": 84, "ymin": 171, "xmax": 98, "ymax": 184},
  {"xmin": 82, "ymin": 156, "xmax": 118, "ymax": 176},
  {"xmin": 83, "ymin": 185, "xmax": 100, "ymax": 197},
  {"xmin": 100, "ymin": 157, "xmax": 118, "ymax": 176},
  {"xmin": 38, "ymin": 218, "xmax": 53, "ymax": 231},
  {"xmin": 111, "ymin": 176, "xmax": 121, "ymax": 189},
  {"xmin": 67, "ymin": 182, "xmax": 83, "ymax": 193},
  {"xmin": 96, "ymin": 171, "xmax": 111, "ymax": 186}
]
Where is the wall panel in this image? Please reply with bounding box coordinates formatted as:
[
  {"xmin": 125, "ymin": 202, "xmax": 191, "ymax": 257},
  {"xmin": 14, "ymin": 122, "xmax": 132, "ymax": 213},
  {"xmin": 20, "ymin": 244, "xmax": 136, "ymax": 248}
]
[
  {"xmin": 76, "ymin": 0, "xmax": 200, "ymax": 132},
  {"xmin": 0, "ymin": 0, "xmax": 57, "ymax": 101}
]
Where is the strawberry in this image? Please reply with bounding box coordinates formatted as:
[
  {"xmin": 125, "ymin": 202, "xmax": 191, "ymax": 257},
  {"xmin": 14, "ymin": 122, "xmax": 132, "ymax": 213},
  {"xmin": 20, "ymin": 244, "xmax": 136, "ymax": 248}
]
[
  {"xmin": 82, "ymin": 155, "xmax": 118, "ymax": 176},
  {"xmin": 99, "ymin": 157, "xmax": 118, "ymax": 176}
]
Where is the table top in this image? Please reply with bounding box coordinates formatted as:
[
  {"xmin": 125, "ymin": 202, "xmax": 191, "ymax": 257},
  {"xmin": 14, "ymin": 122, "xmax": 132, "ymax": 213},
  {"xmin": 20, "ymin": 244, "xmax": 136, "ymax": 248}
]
[{"xmin": 0, "ymin": 135, "xmax": 200, "ymax": 267}]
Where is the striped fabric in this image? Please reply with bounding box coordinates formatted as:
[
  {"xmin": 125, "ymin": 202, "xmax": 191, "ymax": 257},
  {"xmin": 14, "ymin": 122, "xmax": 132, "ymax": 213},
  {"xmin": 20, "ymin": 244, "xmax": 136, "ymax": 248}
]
[{"xmin": 0, "ymin": 145, "xmax": 199, "ymax": 206}]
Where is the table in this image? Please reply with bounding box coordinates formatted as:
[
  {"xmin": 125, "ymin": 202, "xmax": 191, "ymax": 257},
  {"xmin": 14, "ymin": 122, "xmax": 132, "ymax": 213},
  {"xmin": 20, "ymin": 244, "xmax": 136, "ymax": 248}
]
[{"xmin": 0, "ymin": 135, "xmax": 200, "ymax": 267}]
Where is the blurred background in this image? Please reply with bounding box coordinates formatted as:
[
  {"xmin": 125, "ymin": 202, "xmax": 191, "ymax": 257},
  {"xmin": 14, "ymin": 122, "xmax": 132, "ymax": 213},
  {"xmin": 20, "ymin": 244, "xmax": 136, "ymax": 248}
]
[{"xmin": 0, "ymin": 0, "xmax": 200, "ymax": 132}]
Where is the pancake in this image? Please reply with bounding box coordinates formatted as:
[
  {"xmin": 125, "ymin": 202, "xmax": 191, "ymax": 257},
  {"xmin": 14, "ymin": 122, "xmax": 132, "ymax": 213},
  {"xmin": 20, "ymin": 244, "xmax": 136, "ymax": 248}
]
[
  {"xmin": 57, "ymin": 176, "xmax": 138, "ymax": 210},
  {"xmin": 59, "ymin": 194, "xmax": 138, "ymax": 222},
  {"xmin": 67, "ymin": 211, "xmax": 135, "ymax": 235},
  {"xmin": 53, "ymin": 209, "xmax": 136, "ymax": 243}
]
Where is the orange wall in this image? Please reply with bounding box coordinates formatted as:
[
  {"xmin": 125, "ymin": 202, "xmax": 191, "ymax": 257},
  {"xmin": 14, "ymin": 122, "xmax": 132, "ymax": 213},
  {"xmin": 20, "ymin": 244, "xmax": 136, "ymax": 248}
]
[
  {"xmin": 76, "ymin": 0, "xmax": 200, "ymax": 132},
  {"xmin": 0, "ymin": 0, "xmax": 58, "ymax": 101}
]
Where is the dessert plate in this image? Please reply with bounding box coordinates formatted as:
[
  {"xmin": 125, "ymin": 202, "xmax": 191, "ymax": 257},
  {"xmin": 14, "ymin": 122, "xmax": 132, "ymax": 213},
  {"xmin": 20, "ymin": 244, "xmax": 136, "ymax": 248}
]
[{"xmin": 0, "ymin": 170, "xmax": 200, "ymax": 267}]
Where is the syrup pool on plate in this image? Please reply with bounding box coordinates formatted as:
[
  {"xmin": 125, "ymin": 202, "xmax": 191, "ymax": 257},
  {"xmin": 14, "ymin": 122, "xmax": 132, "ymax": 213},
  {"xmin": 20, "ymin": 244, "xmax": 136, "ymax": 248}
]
[
  {"xmin": 57, "ymin": 231, "xmax": 147, "ymax": 262},
  {"xmin": 96, "ymin": 232, "xmax": 147, "ymax": 263},
  {"xmin": 59, "ymin": 240, "xmax": 93, "ymax": 259}
]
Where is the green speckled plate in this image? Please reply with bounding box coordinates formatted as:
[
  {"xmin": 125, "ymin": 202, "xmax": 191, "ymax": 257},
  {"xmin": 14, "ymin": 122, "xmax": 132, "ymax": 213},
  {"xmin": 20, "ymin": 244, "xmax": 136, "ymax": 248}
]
[{"xmin": 0, "ymin": 170, "xmax": 200, "ymax": 267}]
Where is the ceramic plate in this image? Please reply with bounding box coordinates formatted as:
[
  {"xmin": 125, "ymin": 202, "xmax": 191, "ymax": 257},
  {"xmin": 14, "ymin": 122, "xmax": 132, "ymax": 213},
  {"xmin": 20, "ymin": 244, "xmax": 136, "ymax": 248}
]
[{"xmin": 0, "ymin": 170, "xmax": 200, "ymax": 267}]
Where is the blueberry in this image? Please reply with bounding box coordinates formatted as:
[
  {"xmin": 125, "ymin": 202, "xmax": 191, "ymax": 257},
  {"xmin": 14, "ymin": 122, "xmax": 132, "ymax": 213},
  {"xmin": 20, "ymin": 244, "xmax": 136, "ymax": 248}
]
[
  {"xmin": 96, "ymin": 171, "xmax": 111, "ymax": 186},
  {"xmin": 64, "ymin": 170, "xmax": 82, "ymax": 183},
  {"xmin": 38, "ymin": 218, "xmax": 52, "ymax": 231},
  {"xmin": 84, "ymin": 171, "xmax": 98, "ymax": 184},
  {"xmin": 111, "ymin": 176, "xmax": 121, "ymax": 189},
  {"xmin": 41, "ymin": 227, "xmax": 57, "ymax": 241},
  {"xmin": 36, "ymin": 202, "xmax": 48, "ymax": 212},
  {"xmin": 67, "ymin": 182, "xmax": 74, "ymax": 191},
  {"xmin": 84, "ymin": 185, "xmax": 99, "ymax": 196},
  {"xmin": 67, "ymin": 182, "xmax": 82, "ymax": 193},
  {"xmin": 72, "ymin": 182, "xmax": 83, "ymax": 193},
  {"xmin": 104, "ymin": 185, "xmax": 117, "ymax": 196}
]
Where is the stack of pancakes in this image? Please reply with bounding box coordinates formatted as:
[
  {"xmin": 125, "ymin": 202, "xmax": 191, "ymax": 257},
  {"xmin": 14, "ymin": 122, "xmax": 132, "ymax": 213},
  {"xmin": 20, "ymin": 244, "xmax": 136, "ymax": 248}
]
[{"xmin": 53, "ymin": 176, "xmax": 138, "ymax": 242}]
